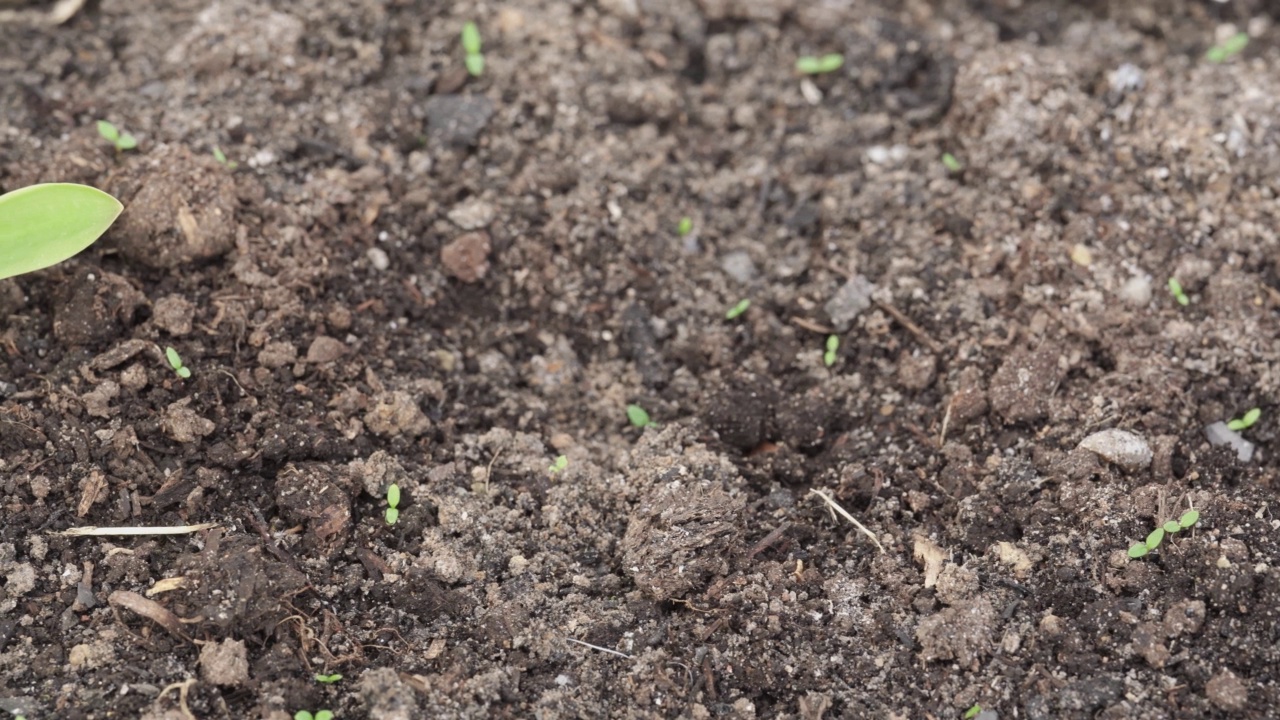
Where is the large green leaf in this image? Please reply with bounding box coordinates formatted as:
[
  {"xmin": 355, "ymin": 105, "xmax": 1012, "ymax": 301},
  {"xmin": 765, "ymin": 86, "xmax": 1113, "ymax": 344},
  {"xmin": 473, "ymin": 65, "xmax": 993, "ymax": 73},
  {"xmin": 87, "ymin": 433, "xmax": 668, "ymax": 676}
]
[{"xmin": 0, "ymin": 183, "xmax": 123, "ymax": 280}]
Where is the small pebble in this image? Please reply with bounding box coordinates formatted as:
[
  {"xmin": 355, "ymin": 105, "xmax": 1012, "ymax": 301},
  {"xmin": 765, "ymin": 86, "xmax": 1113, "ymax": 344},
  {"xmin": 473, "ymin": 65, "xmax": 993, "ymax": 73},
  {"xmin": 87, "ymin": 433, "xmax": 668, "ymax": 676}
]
[
  {"xmin": 1204, "ymin": 421, "xmax": 1254, "ymax": 462},
  {"xmin": 1077, "ymin": 428, "xmax": 1152, "ymax": 472},
  {"xmin": 367, "ymin": 247, "xmax": 390, "ymax": 271}
]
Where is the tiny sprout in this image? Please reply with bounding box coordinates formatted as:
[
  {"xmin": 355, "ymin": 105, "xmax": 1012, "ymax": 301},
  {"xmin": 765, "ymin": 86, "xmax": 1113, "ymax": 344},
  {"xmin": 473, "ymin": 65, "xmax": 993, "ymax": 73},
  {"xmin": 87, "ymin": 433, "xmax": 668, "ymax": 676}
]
[
  {"xmin": 677, "ymin": 216, "xmax": 693, "ymax": 236},
  {"xmin": 385, "ymin": 483, "xmax": 401, "ymax": 525},
  {"xmin": 1127, "ymin": 542, "xmax": 1149, "ymax": 559},
  {"xmin": 1227, "ymin": 407, "xmax": 1261, "ymax": 432},
  {"xmin": 963, "ymin": 705, "xmax": 982, "ymax": 720},
  {"xmin": 96, "ymin": 120, "xmax": 137, "ymax": 151},
  {"xmin": 314, "ymin": 673, "xmax": 342, "ymax": 684},
  {"xmin": 294, "ymin": 712, "xmax": 333, "ymax": 720},
  {"xmin": 1206, "ymin": 32, "xmax": 1249, "ymax": 63},
  {"xmin": 549, "ymin": 455, "xmax": 568, "ymax": 473},
  {"xmin": 1179, "ymin": 509, "xmax": 1200, "ymax": 529},
  {"xmin": 823, "ymin": 334, "xmax": 839, "ymax": 367},
  {"xmin": 725, "ymin": 299, "xmax": 751, "ymax": 320},
  {"xmin": 461, "ymin": 22, "xmax": 485, "ymax": 76},
  {"xmin": 942, "ymin": 153, "xmax": 963, "ymax": 173},
  {"xmin": 1163, "ymin": 520, "xmax": 1181, "ymax": 534},
  {"xmin": 1167, "ymin": 277, "xmax": 1189, "ymax": 306},
  {"xmin": 165, "ymin": 346, "xmax": 192, "ymax": 379},
  {"xmin": 795, "ymin": 53, "xmax": 844, "ymax": 75},
  {"xmin": 212, "ymin": 146, "xmax": 238, "ymax": 170},
  {"xmin": 627, "ymin": 404, "xmax": 654, "ymax": 428},
  {"xmin": 1146, "ymin": 526, "xmax": 1165, "ymax": 550}
]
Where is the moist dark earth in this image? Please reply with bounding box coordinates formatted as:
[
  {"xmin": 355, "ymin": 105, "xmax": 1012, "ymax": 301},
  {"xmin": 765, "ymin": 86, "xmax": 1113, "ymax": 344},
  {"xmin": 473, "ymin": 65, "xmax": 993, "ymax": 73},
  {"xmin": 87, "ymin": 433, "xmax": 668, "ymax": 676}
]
[{"xmin": 3, "ymin": 0, "xmax": 1280, "ymax": 718}]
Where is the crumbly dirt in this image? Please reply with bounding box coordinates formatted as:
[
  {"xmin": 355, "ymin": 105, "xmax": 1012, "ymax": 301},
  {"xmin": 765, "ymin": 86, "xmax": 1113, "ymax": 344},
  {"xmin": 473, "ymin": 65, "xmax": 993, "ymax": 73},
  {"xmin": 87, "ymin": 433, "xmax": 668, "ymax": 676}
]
[{"xmin": 2, "ymin": 1, "xmax": 1280, "ymax": 718}]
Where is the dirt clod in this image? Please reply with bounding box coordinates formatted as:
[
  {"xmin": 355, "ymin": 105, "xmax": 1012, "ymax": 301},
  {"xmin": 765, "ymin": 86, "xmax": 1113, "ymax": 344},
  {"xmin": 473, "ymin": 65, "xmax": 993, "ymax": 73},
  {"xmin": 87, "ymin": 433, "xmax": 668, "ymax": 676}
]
[{"xmin": 440, "ymin": 232, "xmax": 492, "ymax": 283}]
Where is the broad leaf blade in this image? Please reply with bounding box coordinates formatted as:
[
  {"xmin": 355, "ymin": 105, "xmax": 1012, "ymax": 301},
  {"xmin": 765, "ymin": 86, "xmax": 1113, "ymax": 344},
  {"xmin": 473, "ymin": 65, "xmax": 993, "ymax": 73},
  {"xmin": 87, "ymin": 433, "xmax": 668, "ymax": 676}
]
[{"xmin": 0, "ymin": 183, "xmax": 122, "ymax": 280}]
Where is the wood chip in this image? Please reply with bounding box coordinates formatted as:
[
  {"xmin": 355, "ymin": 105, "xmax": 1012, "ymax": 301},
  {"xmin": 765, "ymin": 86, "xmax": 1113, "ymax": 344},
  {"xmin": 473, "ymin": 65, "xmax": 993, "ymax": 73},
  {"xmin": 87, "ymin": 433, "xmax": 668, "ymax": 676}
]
[{"xmin": 109, "ymin": 590, "xmax": 190, "ymax": 640}]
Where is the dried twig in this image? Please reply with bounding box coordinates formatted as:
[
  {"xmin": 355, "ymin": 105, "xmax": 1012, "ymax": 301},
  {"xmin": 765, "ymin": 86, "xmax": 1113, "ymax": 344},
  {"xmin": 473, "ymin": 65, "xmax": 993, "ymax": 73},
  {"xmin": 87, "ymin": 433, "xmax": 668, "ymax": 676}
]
[
  {"xmin": 564, "ymin": 636, "xmax": 632, "ymax": 659},
  {"xmin": 875, "ymin": 299, "xmax": 943, "ymax": 354},
  {"xmin": 55, "ymin": 522, "xmax": 219, "ymax": 537},
  {"xmin": 809, "ymin": 489, "xmax": 885, "ymax": 553}
]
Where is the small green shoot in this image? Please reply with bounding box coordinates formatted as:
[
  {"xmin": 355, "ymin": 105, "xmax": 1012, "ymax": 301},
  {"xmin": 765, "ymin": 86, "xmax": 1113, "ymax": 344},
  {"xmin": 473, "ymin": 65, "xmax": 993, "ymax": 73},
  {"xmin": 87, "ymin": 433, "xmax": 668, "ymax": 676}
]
[
  {"xmin": 1128, "ymin": 507, "xmax": 1200, "ymax": 559},
  {"xmin": 963, "ymin": 705, "xmax": 982, "ymax": 720},
  {"xmin": 165, "ymin": 346, "xmax": 192, "ymax": 379},
  {"xmin": 549, "ymin": 455, "xmax": 568, "ymax": 473},
  {"xmin": 212, "ymin": 146, "xmax": 238, "ymax": 170},
  {"xmin": 1206, "ymin": 32, "xmax": 1249, "ymax": 63},
  {"xmin": 96, "ymin": 120, "xmax": 137, "ymax": 151},
  {"xmin": 1167, "ymin": 277, "xmax": 1189, "ymax": 306},
  {"xmin": 461, "ymin": 22, "xmax": 485, "ymax": 76},
  {"xmin": 725, "ymin": 299, "xmax": 751, "ymax": 320},
  {"xmin": 626, "ymin": 404, "xmax": 654, "ymax": 428},
  {"xmin": 0, "ymin": 184, "xmax": 122, "ymax": 280},
  {"xmin": 294, "ymin": 711, "xmax": 333, "ymax": 720},
  {"xmin": 314, "ymin": 673, "xmax": 342, "ymax": 684},
  {"xmin": 796, "ymin": 53, "xmax": 844, "ymax": 75},
  {"xmin": 677, "ymin": 216, "xmax": 693, "ymax": 236},
  {"xmin": 385, "ymin": 483, "xmax": 401, "ymax": 525},
  {"xmin": 823, "ymin": 335, "xmax": 839, "ymax": 367},
  {"xmin": 1227, "ymin": 407, "xmax": 1261, "ymax": 432},
  {"xmin": 942, "ymin": 153, "xmax": 963, "ymax": 173}
]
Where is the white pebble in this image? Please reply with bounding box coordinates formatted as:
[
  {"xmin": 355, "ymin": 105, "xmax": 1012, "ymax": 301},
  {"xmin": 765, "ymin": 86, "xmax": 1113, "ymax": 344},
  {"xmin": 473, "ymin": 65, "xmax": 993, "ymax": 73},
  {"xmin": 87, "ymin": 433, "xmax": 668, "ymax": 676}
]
[
  {"xmin": 1078, "ymin": 429, "xmax": 1152, "ymax": 472},
  {"xmin": 367, "ymin": 247, "xmax": 390, "ymax": 271}
]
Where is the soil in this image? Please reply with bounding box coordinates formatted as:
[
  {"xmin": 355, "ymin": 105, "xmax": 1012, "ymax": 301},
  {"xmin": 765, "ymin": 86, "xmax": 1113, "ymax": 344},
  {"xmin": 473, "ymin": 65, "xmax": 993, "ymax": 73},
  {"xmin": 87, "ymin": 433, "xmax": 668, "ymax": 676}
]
[{"xmin": 2, "ymin": 0, "xmax": 1280, "ymax": 718}]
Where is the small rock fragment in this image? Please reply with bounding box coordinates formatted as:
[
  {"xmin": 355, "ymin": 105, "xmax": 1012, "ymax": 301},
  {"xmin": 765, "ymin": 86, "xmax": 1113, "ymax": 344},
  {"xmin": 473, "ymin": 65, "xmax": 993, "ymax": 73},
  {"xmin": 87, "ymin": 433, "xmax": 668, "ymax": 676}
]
[
  {"xmin": 989, "ymin": 349, "xmax": 1062, "ymax": 424},
  {"xmin": 719, "ymin": 251, "xmax": 758, "ymax": 283},
  {"xmin": 152, "ymin": 295, "xmax": 196, "ymax": 336},
  {"xmin": 306, "ymin": 336, "xmax": 347, "ymax": 363},
  {"xmin": 365, "ymin": 391, "xmax": 431, "ymax": 438},
  {"xmin": 1205, "ymin": 669, "xmax": 1249, "ymax": 712},
  {"xmin": 441, "ymin": 232, "xmax": 492, "ymax": 283},
  {"xmin": 162, "ymin": 401, "xmax": 216, "ymax": 443},
  {"xmin": 257, "ymin": 341, "xmax": 297, "ymax": 369},
  {"xmin": 824, "ymin": 275, "xmax": 875, "ymax": 331},
  {"xmin": 1077, "ymin": 429, "xmax": 1152, "ymax": 472},
  {"xmin": 200, "ymin": 638, "xmax": 249, "ymax": 686},
  {"xmin": 1204, "ymin": 421, "xmax": 1254, "ymax": 462},
  {"xmin": 424, "ymin": 95, "xmax": 494, "ymax": 146},
  {"xmin": 447, "ymin": 198, "xmax": 496, "ymax": 230}
]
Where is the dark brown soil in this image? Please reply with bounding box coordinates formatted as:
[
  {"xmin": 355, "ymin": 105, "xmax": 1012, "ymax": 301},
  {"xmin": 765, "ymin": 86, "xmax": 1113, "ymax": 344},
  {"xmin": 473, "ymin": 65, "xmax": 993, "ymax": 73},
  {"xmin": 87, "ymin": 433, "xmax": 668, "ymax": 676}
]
[{"xmin": 3, "ymin": 1, "xmax": 1280, "ymax": 718}]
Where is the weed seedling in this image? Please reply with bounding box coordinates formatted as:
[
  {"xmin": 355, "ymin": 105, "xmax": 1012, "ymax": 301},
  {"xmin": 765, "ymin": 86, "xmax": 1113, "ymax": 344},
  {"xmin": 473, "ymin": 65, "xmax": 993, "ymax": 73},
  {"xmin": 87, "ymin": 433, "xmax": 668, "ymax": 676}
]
[
  {"xmin": 461, "ymin": 22, "xmax": 485, "ymax": 76},
  {"xmin": 96, "ymin": 120, "xmax": 137, "ymax": 151},
  {"xmin": 824, "ymin": 335, "xmax": 839, "ymax": 367},
  {"xmin": 1128, "ymin": 508, "xmax": 1199, "ymax": 559},
  {"xmin": 725, "ymin": 299, "xmax": 751, "ymax": 320},
  {"xmin": 294, "ymin": 711, "xmax": 333, "ymax": 720},
  {"xmin": 626, "ymin": 404, "xmax": 654, "ymax": 428},
  {"xmin": 385, "ymin": 484, "xmax": 401, "ymax": 525},
  {"xmin": 314, "ymin": 673, "xmax": 342, "ymax": 684},
  {"xmin": 548, "ymin": 455, "xmax": 568, "ymax": 473},
  {"xmin": 1206, "ymin": 32, "xmax": 1249, "ymax": 63},
  {"xmin": 0, "ymin": 184, "xmax": 122, "ymax": 280},
  {"xmin": 677, "ymin": 216, "xmax": 693, "ymax": 236},
  {"xmin": 1227, "ymin": 407, "xmax": 1261, "ymax": 432},
  {"xmin": 795, "ymin": 53, "xmax": 844, "ymax": 75},
  {"xmin": 165, "ymin": 346, "xmax": 192, "ymax": 379},
  {"xmin": 942, "ymin": 153, "xmax": 963, "ymax": 173},
  {"xmin": 212, "ymin": 146, "xmax": 238, "ymax": 170},
  {"xmin": 963, "ymin": 705, "xmax": 982, "ymax": 720},
  {"xmin": 1167, "ymin": 277, "xmax": 1189, "ymax": 306}
]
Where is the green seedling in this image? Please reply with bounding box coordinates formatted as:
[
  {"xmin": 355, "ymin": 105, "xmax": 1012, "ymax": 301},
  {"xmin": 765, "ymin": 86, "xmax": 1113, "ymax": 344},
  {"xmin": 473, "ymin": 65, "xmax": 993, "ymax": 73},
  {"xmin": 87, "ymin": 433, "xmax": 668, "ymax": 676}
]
[
  {"xmin": 294, "ymin": 711, "xmax": 333, "ymax": 720},
  {"xmin": 942, "ymin": 153, "xmax": 963, "ymax": 173},
  {"xmin": 96, "ymin": 120, "xmax": 137, "ymax": 151},
  {"xmin": 796, "ymin": 53, "xmax": 844, "ymax": 75},
  {"xmin": 1167, "ymin": 277, "xmax": 1189, "ymax": 306},
  {"xmin": 677, "ymin": 216, "xmax": 693, "ymax": 236},
  {"xmin": 314, "ymin": 673, "xmax": 342, "ymax": 684},
  {"xmin": 824, "ymin": 335, "xmax": 839, "ymax": 367},
  {"xmin": 1128, "ymin": 508, "xmax": 1200, "ymax": 559},
  {"xmin": 212, "ymin": 146, "xmax": 238, "ymax": 170},
  {"xmin": 0, "ymin": 183, "xmax": 122, "ymax": 280},
  {"xmin": 385, "ymin": 484, "xmax": 401, "ymax": 525},
  {"xmin": 626, "ymin": 404, "xmax": 654, "ymax": 428},
  {"xmin": 1206, "ymin": 32, "xmax": 1249, "ymax": 63},
  {"xmin": 725, "ymin": 299, "xmax": 751, "ymax": 320},
  {"xmin": 461, "ymin": 22, "xmax": 485, "ymax": 76},
  {"xmin": 548, "ymin": 455, "xmax": 568, "ymax": 473},
  {"xmin": 165, "ymin": 346, "xmax": 192, "ymax": 379},
  {"xmin": 963, "ymin": 705, "xmax": 982, "ymax": 720},
  {"xmin": 1227, "ymin": 407, "xmax": 1261, "ymax": 432}
]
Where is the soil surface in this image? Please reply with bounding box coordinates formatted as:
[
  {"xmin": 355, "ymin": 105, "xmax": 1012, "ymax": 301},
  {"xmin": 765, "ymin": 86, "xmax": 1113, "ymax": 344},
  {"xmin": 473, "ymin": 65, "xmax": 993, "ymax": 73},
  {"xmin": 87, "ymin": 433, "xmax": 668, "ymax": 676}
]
[{"xmin": 3, "ymin": 0, "xmax": 1280, "ymax": 718}]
